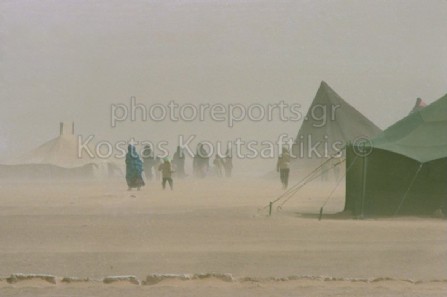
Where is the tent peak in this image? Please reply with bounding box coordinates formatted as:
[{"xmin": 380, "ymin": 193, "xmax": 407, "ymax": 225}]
[
  {"xmin": 60, "ymin": 122, "xmax": 75, "ymax": 136},
  {"xmin": 319, "ymin": 80, "xmax": 330, "ymax": 89},
  {"xmin": 318, "ymin": 81, "xmax": 339, "ymax": 99}
]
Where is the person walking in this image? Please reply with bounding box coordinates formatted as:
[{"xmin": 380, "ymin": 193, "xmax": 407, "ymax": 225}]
[
  {"xmin": 158, "ymin": 158, "xmax": 174, "ymax": 190},
  {"xmin": 141, "ymin": 145, "xmax": 156, "ymax": 182},
  {"xmin": 213, "ymin": 154, "xmax": 224, "ymax": 177},
  {"xmin": 172, "ymin": 146, "xmax": 186, "ymax": 178},
  {"xmin": 276, "ymin": 148, "xmax": 290, "ymax": 189},
  {"xmin": 125, "ymin": 144, "xmax": 145, "ymax": 191},
  {"xmin": 223, "ymin": 148, "xmax": 233, "ymax": 178}
]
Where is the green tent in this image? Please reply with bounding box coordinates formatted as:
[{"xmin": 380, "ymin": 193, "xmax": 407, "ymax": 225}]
[
  {"xmin": 345, "ymin": 93, "xmax": 447, "ymax": 217},
  {"xmin": 292, "ymin": 81, "xmax": 381, "ymax": 171}
]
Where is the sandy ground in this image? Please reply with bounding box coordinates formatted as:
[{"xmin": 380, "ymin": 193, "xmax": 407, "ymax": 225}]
[{"xmin": 0, "ymin": 177, "xmax": 446, "ymax": 296}]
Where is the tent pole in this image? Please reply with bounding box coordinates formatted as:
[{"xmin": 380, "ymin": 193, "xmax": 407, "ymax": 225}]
[
  {"xmin": 360, "ymin": 156, "xmax": 368, "ymax": 219},
  {"xmin": 320, "ymin": 156, "xmax": 357, "ymax": 220},
  {"xmin": 393, "ymin": 163, "xmax": 423, "ymax": 216}
]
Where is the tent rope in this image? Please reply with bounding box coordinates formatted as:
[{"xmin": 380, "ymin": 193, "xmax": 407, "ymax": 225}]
[
  {"xmin": 259, "ymin": 157, "xmax": 333, "ymax": 212},
  {"xmin": 276, "ymin": 166, "xmax": 328, "ymax": 209},
  {"xmin": 318, "ymin": 155, "xmax": 359, "ymax": 219},
  {"xmin": 279, "ymin": 157, "xmax": 345, "ymax": 208},
  {"xmin": 259, "ymin": 149, "xmax": 348, "ymax": 215},
  {"xmin": 393, "ymin": 163, "xmax": 423, "ymax": 216}
]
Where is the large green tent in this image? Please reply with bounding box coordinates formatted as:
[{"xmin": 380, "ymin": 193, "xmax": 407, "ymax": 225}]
[
  {"xmin": 345, "ymin": 93, "xmax": 447, "ymax": 217},
  {"xmin": 292, "ymin": 81, "xmax": 382, "ymax": 172}
]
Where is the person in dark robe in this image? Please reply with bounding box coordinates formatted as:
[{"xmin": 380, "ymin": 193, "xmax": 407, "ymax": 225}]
[
  {"xmin": 154, "ymin": 156, "xmax": 162, "ymax": 181},
  {"xmin": 125, "ymin": 144, "xmax": 145, "ymax": 190},
  {"xmin": 213, "ymin": 154, "xmax": 224, "ymax": 177},
  {"xmin": 193, "ymin": 154, "xmax": 199, "ymax": 178},
  {"xmin": 141, "ymin": 145, "xmax": 156, "ymax": 181},
  {"xmin": 223, "ymin": 148, "xmax": 233, "ymax": 178},
  {"xmin": 194, "ymin": 143, "xmax": 209, "ymax": 178},
  {"xmin": 172, "ymin": 146, "xmax": 186, "ymax": 178}
]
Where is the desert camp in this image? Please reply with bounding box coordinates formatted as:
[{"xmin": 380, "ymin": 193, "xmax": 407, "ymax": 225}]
[{"xmin": 1, "ymin": 1, "xmax": 446, "ymax": 297}]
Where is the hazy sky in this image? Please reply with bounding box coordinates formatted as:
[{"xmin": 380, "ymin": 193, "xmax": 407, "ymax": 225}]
[{"xmin": 1, "ymin": 0, "xmax": 446, "ymax": 170}]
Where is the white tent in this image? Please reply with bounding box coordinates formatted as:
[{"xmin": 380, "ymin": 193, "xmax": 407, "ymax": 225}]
[
  {"xmin": 0, "ymin": 122, "xmax": 121, "ymax": 180},
  {"xmin": 21, "ymin": 122, "xmax": 94, "ymax": 168},
  {"xmin": 20, "ymin": 123, "xmax": 94, "ymax": 168}
]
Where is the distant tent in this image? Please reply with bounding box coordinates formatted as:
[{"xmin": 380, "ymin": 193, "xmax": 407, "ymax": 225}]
[
  {"xmin": 409, "ymin": 97, "xmax": 427, "ymax": 114},
  {"xmin": 21, "ymin": 122, "xmax": 94, "ymax": 168},
  {"xmin": 0, "ymin": 122, "xmax": 121, "ymax": 180},
  {"xmin": 0, "ymin": 163, "xmax": 98, "ymax": 180},
  {"xmin": 345, "ymin": 93, "xmax": 447, "ymax": 217},
  {"xmin": 292, "ymin": 81, "xmax": 382, "ymax": 173}
]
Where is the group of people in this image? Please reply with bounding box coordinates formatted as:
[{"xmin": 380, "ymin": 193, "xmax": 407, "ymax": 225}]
[
  {"xmin": 212, "ymin": 154, "xmax": 232, "ymax": 177},
  {"xmin": 125, "ymin": 144, "xmax": 175, "ymax": 191},
  {"xmin": 192, "ymin": 143, "xmax": 233, "ymax": 179},
  {"xmin": 126, "ymin": 143, "xmax": 293, "ymax": 192},
  {"xmin": 125, "ymin": 144, "xmax": 233, "ymax": 191},
  {"xmin": 125, "ymin": 145, "xmax": 181, "ymax": 191}
]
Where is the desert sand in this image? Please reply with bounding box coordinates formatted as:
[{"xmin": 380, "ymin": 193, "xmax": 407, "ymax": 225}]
[{"xmin": 0, "ymin": 177, "xmax": 446, "ymax": 296}]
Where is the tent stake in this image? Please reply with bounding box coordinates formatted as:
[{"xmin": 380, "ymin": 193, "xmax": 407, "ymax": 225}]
[
  {"xmin": 318, "ymin": 207, "xmax": 323, "ymax": 221},
  {"xmin": 269, "ymin": 202, "xmax": 273, "ymax": 216}
]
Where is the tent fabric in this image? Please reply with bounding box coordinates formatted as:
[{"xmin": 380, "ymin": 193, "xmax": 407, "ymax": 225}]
[
  {"xmin": 345, "ymin": 93, "xmax": 447, "ymax": 217},
  {"xmin": 292, "ymin": 81, "xmax": 382, "ymax": 166},
  {"xmin": 20, "ymin": 134, "xmax": 95, "ymax": 168},
  {"xmin": 0, "ymin": 163, "xmax": 97, "ymax": 180},
  {"xmin": 0, "ymin": 123, "xmax": 122, "ymax": 180},
  {"xmin": 6, "ymin": 122, "xmax": 96, "ymax": 168},
  {"xmin": 369, "ymin": 93, "xmax": 447, "ymax": 163}
]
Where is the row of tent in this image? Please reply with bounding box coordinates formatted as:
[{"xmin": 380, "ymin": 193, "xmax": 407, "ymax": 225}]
[{"xmin": 291, "ymin": 81, "xmax": 446, "ymax": 217}]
